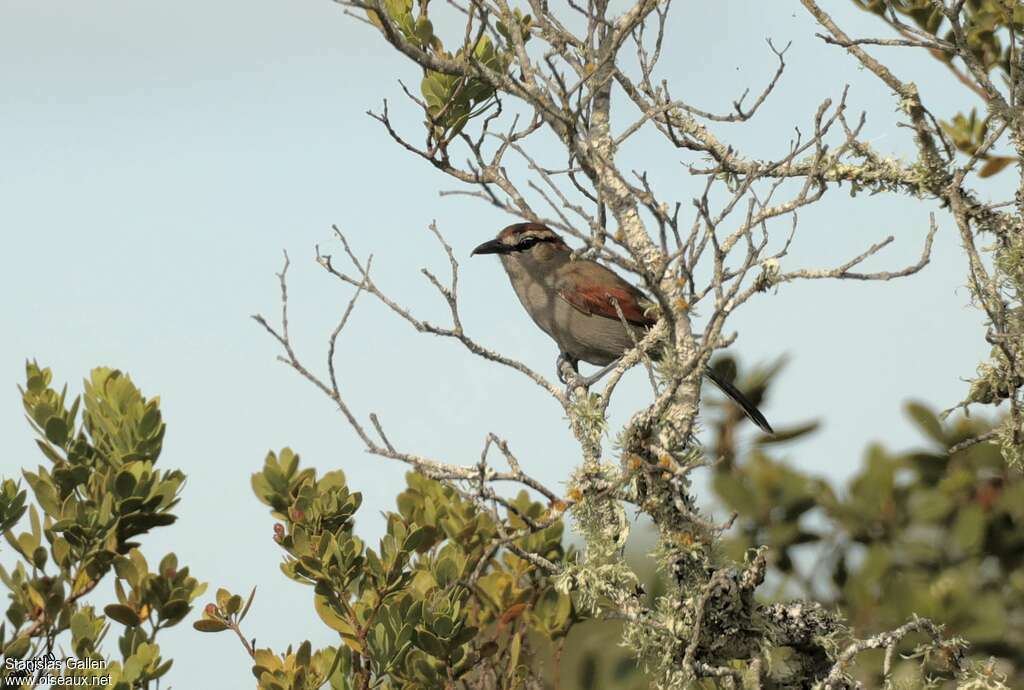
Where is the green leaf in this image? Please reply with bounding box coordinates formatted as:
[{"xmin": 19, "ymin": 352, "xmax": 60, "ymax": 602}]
[
  {"xmin": 193, "ymin": 619, "xmax": 230, "ymax": 633},
  {"xmin": 104, "ymin": 604, "xmax": 142, "ymax": 627},
  {"xmin": 159, "ymin": 599, "xmax": 190, "ymax": 624},
  {"xmin": 905, "ymin": 402, "xmax": 945, "ymax": 444},
  {"xmin": 114, "ymin": 556, "xmax": 139, "ymax": 584},
  {"xmin": 754, "ymin": 421, "xmax": 820, "ymax": 445},
  {"xmin": 403, "ymin": 525, "xmax": 433, "ymax": 553},
  {"xmin": 415, "ymin": 628, "xmax": 446, "ymax": 658},
  {"xmin": 115, "ymin": 470, "xmax": 138, "ymax": 498},
  {"xmin": 4, "ymin": 634, "xmax": 31, "ymax": 659},
  {"xmin": 508, "ymin": 632, "xmax": 521, "ymax": 677},
  {"xmin": 413, "ymin": 17, "xmax": 436, "ymax": 48},
  {"xmin": 239, "ymin": 586, "xmax": 257, "ymax": 622},
  {"xmin": 911, "ymin": 488, "xmax": 953, "ymax": 522},
  {"xmin": 315, "ymin": 594, "xmax": 357, "ymax": 637},
  {"xmin": 44, "ymin": 416, "xmax": 68, "ymax": 446},
  {"xmin": 712, "ymin": 474, "xmax": 756, "ymax": 514},
  {"xmin": 296, "ymin": 640, "xmax": 312, "ymax": 667},
  {"xmin": 70, "ymin": 611, "xmax": 92, "ymax": 643},
  {"xmin": 953, "ymin": 504, "xmax": 985, "ymax": 553},
  {"xmin": 421, "ymin": 73, "xmax": 450, "ymax": 109},
  {"xmin": 226, "ymin": 594, "xmax": 243, "ymax": 615},
  {"xmin": 979, "ymin": 156, "xmax": 1016, "ymax": 178},
  {"xmin": 434, "ymin": 556, "xmax": 461, "ymax": 587}
]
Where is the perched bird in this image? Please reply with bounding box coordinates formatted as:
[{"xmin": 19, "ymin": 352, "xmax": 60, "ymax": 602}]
[{"xmin": 471, "ymin": 222, "xmax": 773, "ymax": 433}]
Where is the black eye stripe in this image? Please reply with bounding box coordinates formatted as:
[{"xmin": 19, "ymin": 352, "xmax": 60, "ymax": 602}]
[{"xmin": 514, "ymin": 235, "xmax": 556, "ymax": 250}]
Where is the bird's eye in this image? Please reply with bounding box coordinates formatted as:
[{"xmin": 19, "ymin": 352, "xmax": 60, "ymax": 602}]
[{"xmin": 516, "ymin": 236, "xmax": 539, "ymax": 250}]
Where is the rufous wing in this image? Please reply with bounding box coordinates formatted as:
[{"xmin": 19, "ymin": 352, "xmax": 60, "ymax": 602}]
[{"xmin": 555, "ymin": 261, "xmax": 657, "ymax": 327}]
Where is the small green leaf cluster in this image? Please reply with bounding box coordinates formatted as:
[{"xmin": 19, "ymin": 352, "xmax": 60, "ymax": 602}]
[
  {"xmin": 366, "ymin": 0, "xmax": 441, "ymax": 52},
  {"xmin": 1, "ymin": 362, "xmax": 204, "ymax": 690},
  {"xmin": 103, "ymin": 550, "xmax": 204, "ymax": 631},
  {"xmin": 0, "ymin": 479, "xmax": 27, "ymax": 533},
  {"xmin": 202, "ymin": 451, "xmax": 577, "ymax": 689},
  {"xmin": 940, "ymin": 109, "xmax": 1017, "ymax": 177},
  {"xmin": 367, "ymin": 0, "xmax": 531, "ymax": 143},
  {"xmin": 854, "ymin": 0, "xmax": 1022, "ymax": 76},
  {"xmin": 17, "ymin": 363, "xmax": 183, "ymax": 566},
  {"xmin": 195, "ymin": 585, "xmax": 257, "ymax": 634},
  {"xmin": 419, "ymin": 34, "xmax": 512, "ymax": 140},
  {"xmin": 853, "ymin": 0, "xmax": 1021, "ymax": 176},
  {"xmin": 247, "ymin": 642, "xmax": 350, "ymax": 690}
]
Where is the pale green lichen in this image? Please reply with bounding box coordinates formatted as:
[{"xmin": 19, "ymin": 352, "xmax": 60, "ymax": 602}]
[
  {"xmin": 956, "ymin": 658, "xmax": 1013, "ymax": 690},
  {"xmin": 561, "ymin": 462, "xmax": 639, "ymax": 617},
  {"xmin": 996, "ymin": 416, "xmax": 1024, "ymax": 469}
]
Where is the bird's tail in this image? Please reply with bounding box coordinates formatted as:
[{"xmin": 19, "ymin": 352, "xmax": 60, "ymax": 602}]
[{"xmin": 702, "ymin": 366, "xmax": 773, "ymax": 434}]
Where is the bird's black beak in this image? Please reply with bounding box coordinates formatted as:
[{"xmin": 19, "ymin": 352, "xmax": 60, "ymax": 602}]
[{"xmin": 471, "ymin": 239, "xmax": 511, "ymax": 256}]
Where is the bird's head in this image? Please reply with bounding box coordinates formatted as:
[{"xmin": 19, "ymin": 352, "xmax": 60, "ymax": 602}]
[{"xmin": 471, "ymin": 223, "xmax": 570, "ymax": 265}]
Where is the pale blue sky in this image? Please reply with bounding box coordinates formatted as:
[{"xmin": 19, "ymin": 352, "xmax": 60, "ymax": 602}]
[{"xmin": 0, "ymin": 1, "xmax": 1011, "ymax": 686}]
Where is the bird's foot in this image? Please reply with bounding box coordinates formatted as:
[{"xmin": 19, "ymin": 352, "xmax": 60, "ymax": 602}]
[{"xmin": 556, "ymin": 353, "xmax": 583, "ymax": 388}]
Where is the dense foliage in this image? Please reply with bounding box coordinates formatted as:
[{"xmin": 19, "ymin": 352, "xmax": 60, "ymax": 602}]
[
  {"xmin": 0, "ymin": 363, "xmax": 205, "ymax": 689},
  {"xmin": 197, "ymin": 450, "xmax": 577, "ymax": 689}
]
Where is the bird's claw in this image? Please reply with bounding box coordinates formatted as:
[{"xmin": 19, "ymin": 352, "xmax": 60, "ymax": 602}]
[{"xmin": 556, "ymin": 353, "xmax": 583, "ymax": 388}]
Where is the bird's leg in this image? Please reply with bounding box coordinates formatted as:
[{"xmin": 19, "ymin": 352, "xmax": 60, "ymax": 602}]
[
  {"xmin": 578, "ymin": 358, "xmax": 622, "ymax": 388},
  {"xmin": 556, "ymin": 353, "xmax": 581, "ymax": 387},
  {"xmin": 557, "ymin": 354, "xmax": 622, "ymax": 390}
]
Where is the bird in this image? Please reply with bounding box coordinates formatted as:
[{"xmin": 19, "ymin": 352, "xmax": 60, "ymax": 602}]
[{"xmin": 471, "ymin": 222, "xmax": 773, "ymax": 433}]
